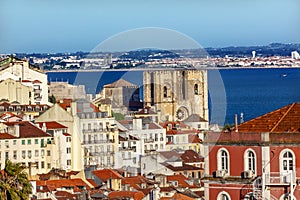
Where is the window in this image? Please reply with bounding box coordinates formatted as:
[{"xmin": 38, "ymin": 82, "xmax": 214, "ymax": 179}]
[
  {"xmin": 13, "ymin": 151, "xmax": 17, "ymax": 159},
  {"xmin": 47, "ymin": 150, "xmax": 51, "ymax": 156},
  {"xmin": 67, "ymin": 160, "xmax": 71, "ymax": 166},
  {"xmin": 163, "ymin": 86, "xmax": 167, "ymax": 98},
  {"xmin": 35, "ymin": 150, "xmax": 39, "ymax": 157},
  {"xmin": 13, "ymin": 140, "xmax": 16, "ymax": 145},
  {"xmin": 41, "ymin": 150, "xmax": 45, "ymax": 156},
  {"xmin": 66, "ymin": 137, "xmax": 71, "ymax": 142},
  {"xmin": 27, "ymin": 140, "xmax": 31, "ymax": 145},
  {"xmin": 22, "ymin": 140, "xmax": 25, "ymax": 145},
  {"xmin": 67, "ymin": 148, "xmax": 71, "ymax": 154},
  {"xmin": 47, "ymin": 163, "xmax": 51, "ymax": 169},
  {"xmin": 244, "ymin": 149, "xmax": 256, "ymax": 174},
  {"xmin": 217, "ymin": 191, "xmax": 231, "ymax": 200},
  {"xmin": 280, "ymin": 150, "xmax": 295, "ymax": 172},
  {"xmin": 22, "ymin": 151, "xmax": 26, "ymax": 159},
  {"xmin": 35, "ymin": 139, "xmax": 38, "ymax": 144},
  {"xmin": 28, "ymin": 150, "xmax": 32, "ymax": 158},
  {"xmin": 217, "ymin": 148, "xmax": 229, "ymax": 174},
  {"xmin": 194, "ymin": 84, "xmax": 198, "ymax": 95},
  {"xmin": 5, "ymin": 152, "xmax": 9, "ymax": 160},
  {"xmin": 41, "ymin": 161, "xmax": 45, "ymax": 168}
]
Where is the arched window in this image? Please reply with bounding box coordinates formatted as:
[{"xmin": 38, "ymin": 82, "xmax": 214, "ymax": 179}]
[
  {"xmin": 163, "ymin": 86, "xmax": 167, "ymax": 98},
  {"xmin": 279, "ymin": 149, "xmax": 295, "ymax": 173},
  {"xmin": 217, "ymin": 191, "xmax": 231, "ymax": 200},
  {"xmin": 221, "ymin": 151, "xmax": 228, "ymax": 171},
  {"xmin": 244, "ymin": 149, "xmax": 256, "ymax": 174},
  {"xmin": 217, "ymin": 148, "xmax": 229, "ymax": 174},
  {"xmin": 194, "ymin": 84, "xmax": 198, "ymax": 95},
  {"xmin": 282, "ymin": 151, "xmax": 293, "ymax": 171}
]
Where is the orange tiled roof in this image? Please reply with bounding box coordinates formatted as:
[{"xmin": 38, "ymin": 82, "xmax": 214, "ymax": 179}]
[
  {"xmin": 237, "ymin": 103, "xmax": 300, "ymax": 133},
  {"xmin": 87, "ymin": 179, "xmax": 98, "ymax": 187},
  {"xmin": 93, "ymin": 169, "xmax": 123, "ymax": 182},
  {"xmin": 188, "ymin": 134, "xmax": 201, "ymax": 143},
  {"xmin": 166, "ymin": 174, "xmax": 193, "ymax": 188},
  {"xmin": 0, "ymin": 133, "xmax": 16, "ymax": 139},
  {"xmin": 36, "ymin": 121, "xmax": 67, "ymax": 129},
  {"xmin": 36, "ymin": 178, "xmax": 91, "ymax": 192},
  {"xmin": 171, "ymin": 193, "xmax": 195, "ymax": 200},
  {"xmin": 121, "ymin": 176, "xmax": 155, "ymax": 190},
  {"xmin": 4, "ymin": 121, "xmax": 51, "ymax": 138},
  {"xmin": 181, "ymin": 150, "xmax": 204, "ymax": 163},
  {"xmin": 108, "ymin": 191, "xmax": 144, "ymax": 200}
]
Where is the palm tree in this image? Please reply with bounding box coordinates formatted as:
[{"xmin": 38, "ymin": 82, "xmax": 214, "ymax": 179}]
[{"xmin": 0, "ymin": 160, "xmax": 32, "ymax": 200}]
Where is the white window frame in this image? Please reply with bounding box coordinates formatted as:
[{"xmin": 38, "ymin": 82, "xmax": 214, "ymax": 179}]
[
  {"xmin": 244, "ymin": 148, "xmax": 257, "ymax": 175},
  {"xmin": 279, "ymin": 149, "xmax": 295, "ymax": 174},
  {"xmin": 217, "ymin": 148, "xmax": 230, "ymax": 175},
  {"xmin": 217, "ymin": 191, "xmax": 231, "ymax": 200}
]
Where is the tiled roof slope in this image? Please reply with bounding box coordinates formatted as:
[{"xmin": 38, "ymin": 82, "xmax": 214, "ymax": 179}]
[
  {"xmin": 93, "ymin": 169, "xmax": 123, "ymax": 181},
  {"xmin": 237, "ymin": 103, "xmax": 300, "ymax": 133},
  {"xmin": 4, "ymin": 121, "xmax": 51, "ymax": 138}
]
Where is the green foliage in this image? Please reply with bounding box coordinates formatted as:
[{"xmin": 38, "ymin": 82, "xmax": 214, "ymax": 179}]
[
  {"xmin": 222, "ymin": 123, "xmax": 234, "ymax": 132},
  {"xmin": 0, "ymin": 160, "xmax": 32, "ymax": 200},
  {"xmin": 112, "ymin": 111, "xmax": 125, "ymax": 120},
  {"xmin": 48, "ymin": 94, "xmax": 56, "ymax": 104}
]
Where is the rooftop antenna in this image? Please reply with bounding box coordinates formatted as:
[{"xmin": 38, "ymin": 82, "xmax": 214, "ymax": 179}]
[
  {"xmin": 235, "ymin": 114, "xmax": 238, "ymax": 132},
  {"xmin": 240, "ymin": 113, "xmax": 244, "ymax": 124}
]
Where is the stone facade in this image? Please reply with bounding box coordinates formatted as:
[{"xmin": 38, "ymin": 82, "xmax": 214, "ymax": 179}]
[{"xmin": 143, "ymin": 69, "xmax": 208, "ymax": 122}]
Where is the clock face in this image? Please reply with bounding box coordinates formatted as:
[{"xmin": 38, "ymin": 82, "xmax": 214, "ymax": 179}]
[{"xmin": 176, "ymin": 109, "xmax": 185, "ymax": 120}]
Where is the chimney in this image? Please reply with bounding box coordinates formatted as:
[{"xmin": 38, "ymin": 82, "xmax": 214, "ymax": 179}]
[
  {"xmin": 71, "ymin": 102, "xmax": 77, "ymax": 116},
  {"xmin": 14, "ymin": 124, "xmax": 20, "ymax": 138},
  {"xmin": 42, "ymin": 123, "xmax": 47, "ymax": 132},
  {"xmin": 133, "ymin": 118, "xmax": 142, "ymax": 130},
  {"xmin": 235, "ymin": 114, "xmax": 238, "ymax": 132}
]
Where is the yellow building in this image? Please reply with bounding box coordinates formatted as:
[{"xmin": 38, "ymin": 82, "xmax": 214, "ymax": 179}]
[{"xmin": 0, "ymin": 78, "xmax": 34, "ymax": 105}]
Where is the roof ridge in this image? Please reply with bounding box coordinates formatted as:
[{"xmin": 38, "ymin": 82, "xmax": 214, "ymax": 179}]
[{"xmin": 270, "ymin": 103, "xmax": 295, "ymax": 132}]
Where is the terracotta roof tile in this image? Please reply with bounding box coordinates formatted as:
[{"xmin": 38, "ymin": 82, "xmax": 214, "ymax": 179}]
[
  {"xmin": 0, "ymin": 133, "xmax": 16, "ymax": 139},
  {"xmin": 108, "ymin": 191, "xmax": 144, "ymax": 200},
  {"xmin": 36, "ymin": 121, "xmax": 67, "ymax": 129},
  {"xmin": 93, "ymin": 169, "xmax": 123, "ymax": 182},
  {"xmin": 237, "ymin": 103, "xmax": 300, "ymax": 133},
  {"xmin": 181, "ymin": 150, "xmax": 204, "ymax": 163},
  {"xmin": 4, "ymin": 121, "xmax": 51, "ymax": 138},
  {"xmin": 36, "ymin": 178, "xmax": 91, "ymax": 192}
]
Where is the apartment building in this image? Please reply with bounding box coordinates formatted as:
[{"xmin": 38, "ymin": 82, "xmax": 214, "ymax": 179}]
[{"xmin": 0, "ymin": 57, "xmax": 48, "ymax": 104}]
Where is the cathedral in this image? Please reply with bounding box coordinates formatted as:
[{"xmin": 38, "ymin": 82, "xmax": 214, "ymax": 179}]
[{"xmin": 143, "ymin": 69, "xmax": 208, "ymax": 122}]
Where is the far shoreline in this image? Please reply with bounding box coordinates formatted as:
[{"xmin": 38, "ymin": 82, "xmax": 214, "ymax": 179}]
[{"xmin": 45, "ymin": 65, "xmax": 300, "ymax": 73}]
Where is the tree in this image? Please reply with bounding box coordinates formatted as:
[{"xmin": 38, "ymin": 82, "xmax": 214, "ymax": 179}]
[
  {"xmin": 0, "ymin": 160, "xmax": 32, "ymax": 200},
  {"xmin": 48, "ymin": 94, "xmax": 56, "ymax": 104}
]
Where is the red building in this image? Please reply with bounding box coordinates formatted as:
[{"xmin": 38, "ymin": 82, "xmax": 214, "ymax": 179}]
[{"xmin": 203, "ymin": 103, "xmax": 300, "ymax": 200}]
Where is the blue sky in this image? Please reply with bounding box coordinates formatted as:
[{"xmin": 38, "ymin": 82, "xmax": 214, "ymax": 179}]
[{"xmin": 1, "ymin": 0, "xmax": 299, "ymax": 53}]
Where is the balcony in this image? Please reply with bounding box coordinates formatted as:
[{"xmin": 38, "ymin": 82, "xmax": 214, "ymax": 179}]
[
  {"xmin": 82, "ymin": 128, "xmax": 115, "ymax": 133},
  {"xmin": 89, "ymin": 151, "xmax": 115, "ymax": 156},
  {"xmin": 144, "ymin": 138, "xmax": 154, "ymax": 143},
  {"xmin": 119, "ymin": 146, "xmax": 134, "ymax": 151},
  {"xmin": 264, "ymin": 172, "xmax": 296, "ymax": 185}
]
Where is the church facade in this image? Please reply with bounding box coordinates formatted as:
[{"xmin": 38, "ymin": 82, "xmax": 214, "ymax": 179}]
[{"xmin": 143, "ymin": 69, "xmax": 208, "ymax": 122}]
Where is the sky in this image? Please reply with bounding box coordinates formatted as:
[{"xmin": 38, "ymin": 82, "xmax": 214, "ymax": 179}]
[{"xmin": 0, "ymin": 0, "xmax": 300, "ymax": 53}]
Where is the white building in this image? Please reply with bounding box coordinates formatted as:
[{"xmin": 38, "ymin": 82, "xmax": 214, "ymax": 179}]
[
  {"xmin": 0, "ymin": 57, "xmax": 48, "ymax": 104},
  {"xmin": 0, "ymin": 121, "xmax": 70, "ymax": 179}
]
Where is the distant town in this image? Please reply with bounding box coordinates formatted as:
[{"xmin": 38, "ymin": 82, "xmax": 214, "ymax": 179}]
[
  {"xmin": 0, "ymin": 43, "xmax": 300, "ymax": 200},
  {"xmin": 1, "ymin": 43, "xmax": 300, "ymax": 71}
]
